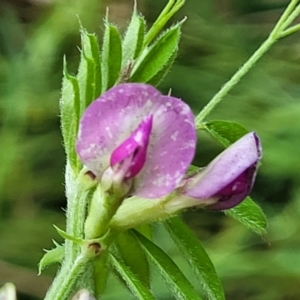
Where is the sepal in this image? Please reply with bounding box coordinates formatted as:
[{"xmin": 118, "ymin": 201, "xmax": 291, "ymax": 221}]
[
  {"xmin": 54, "ymin": 225, "xmax": 84, "ymax": 244},
  {"xmin": 38, "ymin": 240, "xmax": 64, "ymax": 274}
]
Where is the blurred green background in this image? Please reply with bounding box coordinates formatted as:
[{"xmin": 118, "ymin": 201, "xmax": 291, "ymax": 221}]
[{"xmin": 1, "ymin": 0, "xmax": 300, "ymax": 299}]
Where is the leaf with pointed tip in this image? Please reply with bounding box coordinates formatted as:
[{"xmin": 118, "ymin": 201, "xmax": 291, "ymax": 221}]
[
  {"xmin": 122, "ymin": 7, "xmax": 145, "ymax": 68},
  {"xmin": 60, "ymin": 61, "xmax": 80, "ymax": 170},
  {"xmin": 109, "ymin": 253, "xmax": 155, "ymax": 300},
  {"xmin": 38, "ymin": 241, "xmax": 64, "ymax": 274},
  {"xmin": 130, "ymin": 24, "xmax": 181, "ymax": 84},
  {"xmin": 135, "ymin": 224, "xmax": 153, "ymax": 240},
  {"xmin": 102, "ymin": 21, "xmax": 122, "ymax": 91},
  {"xmin": 77, "ymin": 29, "xmax": 102, "ymax": 115},
  {"xmin": 203, "ymin": 120, "xmax": 249, "ymax": 147},
  {"xmin": 165, "ymin": 217, "xmax": 225, "ymax": 300},
  {"xmin": 115, "ymin": 231, "xmax": 150, "ymax": 286},
  {"xmin": 132, "ymin": 230, "xmax": 203, "ymax": 300},
  {"xmin": 225, "ymin": 197, "xmax": 267, "ymax": 235},
  {"xmin": 147, "ymin": 48, "xmax": 177, "ymax": 86},
  {"xmin": 53, "ymin": 225, "xmax": 83, "ymax": 243}
]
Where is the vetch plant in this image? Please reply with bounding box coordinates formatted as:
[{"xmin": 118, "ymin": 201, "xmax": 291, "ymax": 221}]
[
  {"xmin": 31, "ymin": 0, "xmax": 300, "ymax": 299},
  {"xmin": 77, "ymin": 83, "xmax": 197, "ymax": 240}
]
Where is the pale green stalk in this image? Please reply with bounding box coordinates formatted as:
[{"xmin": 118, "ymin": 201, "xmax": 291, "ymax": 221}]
[
  {"xmin": 270, "ymin": 0, "xmax": 299, "ymax": 36},
  {"xmin": 44, "ymin": 165, "xmax": 93, "ymax": 298},
  {"xmin": 44, "ymin": 254, "xmax": 89, "ymax": 300},
  {"xmin": 279, "ymin": 2, "xmax": 300, "ymax": 32},
  {"xmin": 64, "ymin": 165, "xmax": 90, "ymax": 263},
  {"xmin": 143, "ymin": 0, "xmax": 185, "ymax": 48},
  {"xmin": 195, "ymin": 0, "xmax": 300, "ymax": 125},
  {"xmin": 280, "ymin": 23, "xmax": 300, "ymax": 38}
]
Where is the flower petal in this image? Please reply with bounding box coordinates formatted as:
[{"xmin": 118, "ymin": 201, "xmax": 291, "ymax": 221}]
[
  {"xmin": 184, "ymin": 132, "xmax": 262, "ymax": 210},
  {"xmin": 76, "ymin": 83, "xmax": 197, "ymax": 198},
  {"xmin": 110, "ymin": 115, "xmax": 153, "ymax": 179}
]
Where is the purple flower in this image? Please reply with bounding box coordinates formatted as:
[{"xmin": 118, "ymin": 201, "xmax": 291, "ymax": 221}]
[
  {"xmin": 76, "ymin": 83, "xmax": 197, "ymax": 199},
  {"xmin": 183, "ymin": 132, "xmax": 262, "ymax": 210}
]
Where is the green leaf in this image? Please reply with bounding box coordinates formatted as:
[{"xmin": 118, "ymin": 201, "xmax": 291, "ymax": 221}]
[
  {"xmin": 165, "ymin": 217, "xmax": 225, "ymax": 300},
  {"xmin": 53, "ymin": 225, "xmax": 83, "ymax": 244},
  {"xmin": 147, "ymin": 48, "xmax": 177, "ymax": 86},
  {"xmin": 102, "ymin": 20, "xmax": 122, "ymax": 91},
  {"xmin": 135, "ymin": 224, "xmax": 153, "ymax": 240},
  {"xmin": 89, "ymin": 34, "xmax": 102, "ymax": 99},
  {"xmin": 77, "ymin": 28, "xmax": 102, "ymax": 115},
  {"xmin": 203, "ymin": 120, "xmax": 249, "ymax": 147},
  {"xmin": 60, "ymin": 60, "xmax": 80, "ymax": 170},
  {"xmin": 225, "ymin": 197, "xmax": 267, "ymax": 235},
  {"xmin": 38, "ymin": 241, "xmax": 64, "ymax": 274},
  {"xmin": 93, "ymin": 252, "xmax": 109, "ymax": 297},
  {"xmin": 122, "ymin": 5, "xmax": 145, "ymax": 68},
  {"xmin": 115, "ymin": 231, "xmax": 150, "ymax": 286},
  {"xmin": 130, "ymin": 24, "xmax": 181, "ymax": 84},
  {"xmin": 109, "ymin": 252, "xmax": 155, "ymax": 300},
  {"xmin": 132, "ymin": 230, "xmax": 203, "ymax": 300}
]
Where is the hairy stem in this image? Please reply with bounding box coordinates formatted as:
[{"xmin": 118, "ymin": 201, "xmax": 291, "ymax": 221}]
[{"xmin": 195, "ymin": 0, "xmax": 300, "ymax": 125}]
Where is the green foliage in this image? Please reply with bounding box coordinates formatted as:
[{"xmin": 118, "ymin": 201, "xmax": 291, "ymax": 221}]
[
  {"xmin": 60, "ymin": 62, "xmax": 80, "ymax": 170},
  {"xmin": 165, "ymin": 217, "xmax": 225, "ymax": 300},
  {"xmin": 147, "ymin": 49, "xmax": 178, "ymax": 86},
  {"xmin": 225, "ymin": 197, "xmax": 267, "ymax": 236},
  {"xmin": 132, "ymin": 230, "xmax": 203, "ymax": 300},
  {"xmin": 130, "ymin": 24, "xmax": 181, "ymax": 85},
  {"xmin": 114, "ymin": 231, "xmax": 150, "ymax": 286},
  {"xmin": 109, "ymin": 253, "xmax": 155, "ymax": 300},
  {"xmin": 101, "ymin": 21, "xmax": 122, "ymax": 91},
  {"xmin": 38, "ymin": 241, "xmax": 64, "ymax": 274},
  {"xmin": 122, "ymin": 6, "xmax": 145, "ymax": 68},
  {"xmin": 143, "ymin": 0, "xmax": 186, "ymax": 47},
  {"xmin": 202, "ymin": 120, "xmax": 249, "ymax": 146},
  {"xmin": 77, "ymin": 29, "xmax": 102, "ymax": 111}
]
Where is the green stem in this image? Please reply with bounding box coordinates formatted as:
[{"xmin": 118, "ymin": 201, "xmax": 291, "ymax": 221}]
[
  {"xmin": 143, "ymin": 0, "xmax": 185, "ymax": 48},
  {"xmin": 64, "ymin": 164, "xmax": 91, "ymax": 264},
  {"xmin": 280, "ymin": 23, "xmax": 300, "ymax": 38},
  {"xmin": 195, "ymin": 0, "xmax": 300, "ymax": 125},
  {"xmin": 45, "ymin": 165, "xmax": 93, "ymax": 299},
  {"xmin": 194, "ymin": 36, "xmax": 276, "ymax": 126},
  {"xmin": 270, "ymin": 0, "xmax": 299, "ymax": 36},
  {"xmin": 44, "ymin": 254, "xmax": 89, "ymax": 300},
  {"xmin": 279, "ymin": 2, "xmax": 300, "ymax": 32}
]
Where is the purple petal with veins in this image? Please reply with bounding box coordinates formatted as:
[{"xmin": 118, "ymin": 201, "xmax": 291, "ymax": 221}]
[
  {"xmin": 183, "ymin": 132, "xmax": 262, "ymax": 210},
  {"xmin": 76, "ymin": 83, "xmax": 197, "ymax": 198}
]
